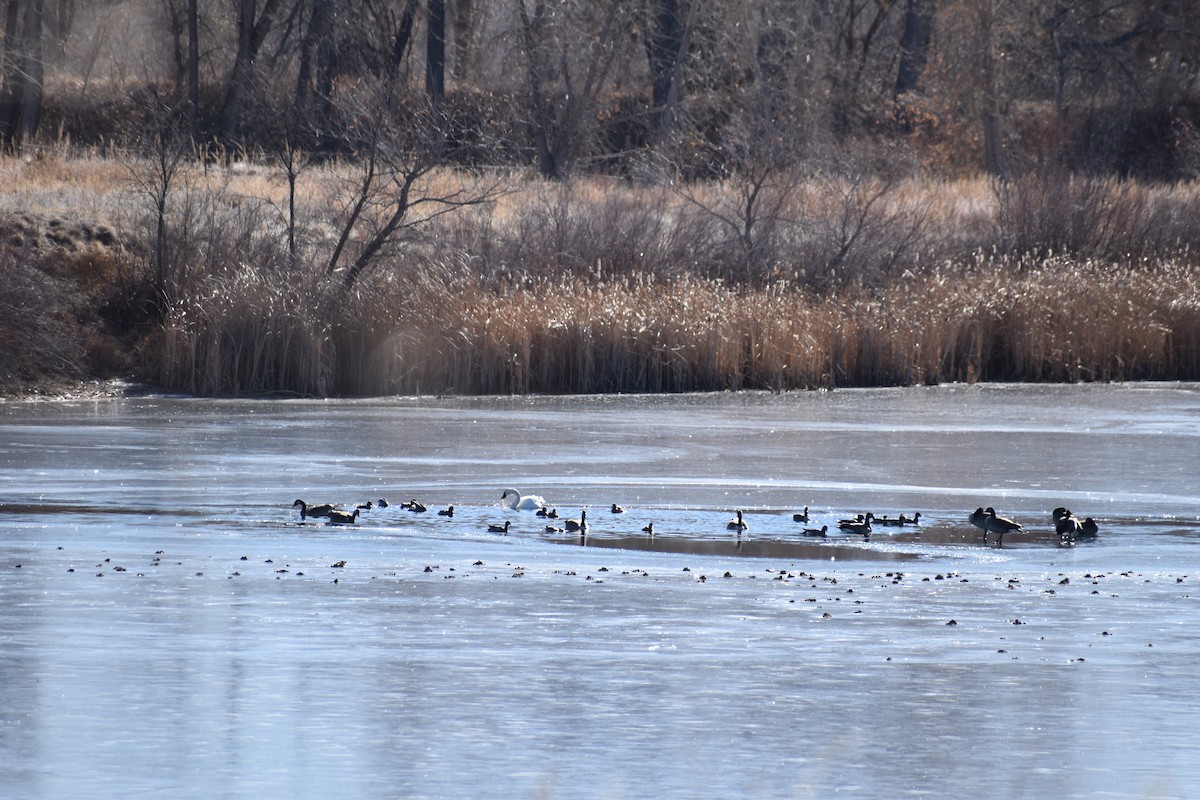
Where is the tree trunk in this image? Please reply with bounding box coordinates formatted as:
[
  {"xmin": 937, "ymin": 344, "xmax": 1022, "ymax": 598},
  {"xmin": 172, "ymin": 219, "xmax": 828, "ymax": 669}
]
[
  {"xmin": 390, "ymin": 0, "xmax": 419, "ymax": 74},
  {"xmin": 18, "ymin": 0, "xmax": 44, "ymax": 145},
  {"xmin": 0, "ymin": 0, "xmax": 25, "ymax": 145},
  {"xmin": 979, "ymin": 0, "xmax": 1007, "ymax": 178},
  {"xmin": 451, "ymin": 0, "xmax": 473, "ymax": 81},
  {"xmin": 645, "ymin": 0, "xmax": 694, "ymax": 142},
  {"xmin": 218, "ymin": 0, "xmax": 284, "ymax": 146},
  {"xmin": 893, "ymin": 0, "xmax": 931, "ymax": 99},
  {"xmin": 426, "ymin": 0, "xmax": 446, "ymax": 108},
  {"xmin": 187, "ymin": 0, "xmax": 199, "ymax": 142}
]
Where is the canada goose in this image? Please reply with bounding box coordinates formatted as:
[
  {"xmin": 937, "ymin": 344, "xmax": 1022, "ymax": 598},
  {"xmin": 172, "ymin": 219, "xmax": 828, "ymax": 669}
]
[
  {"xmin": 438, "ymin": 505, "xmax": 455, "ymax": 517},
  {"xmin": 1053, "ymin": 507, "xmax": 1081, "ymax": 540},
  {"xmin": 838, "ymin": 513, "xmax": 873, "ymax": 535},
  {"xmin": 545, "ymin": 525, "xmax": 564, "ymax": 533},
  {"xmin": 641, "ymin": 522, "xmax": 654, "ymax": 535},
  {"xmin": 874, "ymin": 515, "xmax": 902, "ymax": 527},
  {"xmin": 1080, "ymin": 517, "xmax": 1099, "ymax": 536},
  {"xmin": 804, "ymin": 525, "xmax": 829, "ymax": 538},
  {"xmin": 356, "ymin": 501, "xmax": 374, "ymax": 512},
  {"xmin": 327, "ymin": 507, "xmax": 360, "ymax": 525},
  {"xmin": 983, "ymin": 507, "xmax": 1022, "ymax": 543},
  {"xmin": 969, "ymin": 507, "xmax": 989, "ymax": 532},
  {"xmin": 792, "ymin": 506, "xmax": 810, "ymax": 523},
  {"xmin": 293, "ymin": 499, "xmax": 336, "ymax": 520},
  {"xmin": 501, "ymin": 489, "xmax": 546, "ymax": 510},
  {"xmin": 564, "ymin": 510, "xmax": 588, "ymax": 533},
  {"xmin": 404, "ymin": 499, "xmax": 427, "ymax": 513},
  {"xmin": 727, "ymin": 510, "xmax": 748, "ymax": 531},
  {"xmin": 487, "ymin": 520, "xmax": 511, "ymax": 534},
  {"xmin": 611, "ymin": 503, "xmax": 626, "ymax": 514},
  {"xmin": 377, "ymin": 498, "xmax": 389, "ymax": 508},
  {"xmin": 899, "ymin": 512, "xmax": 921, "ymax": 525}
]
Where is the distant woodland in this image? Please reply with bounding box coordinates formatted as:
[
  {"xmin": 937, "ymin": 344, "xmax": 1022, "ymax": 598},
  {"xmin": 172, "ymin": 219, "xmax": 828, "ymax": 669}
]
[{"xmin": 3, "ymin": 0, "xmax": 1198, "ymax": 179}]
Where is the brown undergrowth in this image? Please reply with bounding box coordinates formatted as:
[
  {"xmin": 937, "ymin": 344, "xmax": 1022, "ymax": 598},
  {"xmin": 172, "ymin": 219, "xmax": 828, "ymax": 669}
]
[{"xmin": 4, "ymin": 153, "xmax": 1200, "ymax": 397}]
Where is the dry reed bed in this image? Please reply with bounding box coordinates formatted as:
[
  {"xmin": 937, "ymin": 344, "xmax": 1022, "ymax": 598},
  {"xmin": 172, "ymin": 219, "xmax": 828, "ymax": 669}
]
[
  {"xmin": 157, "ymin": 256, "xmax": 1200, "ymax": 396},
  {"xmin": 6, "ymin": 152, "xmax": 1200, "ymax": 396}
]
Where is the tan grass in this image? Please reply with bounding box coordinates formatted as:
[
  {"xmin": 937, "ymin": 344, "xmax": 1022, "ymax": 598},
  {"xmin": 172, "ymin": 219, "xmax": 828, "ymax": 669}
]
[{"xmin": 5, "ymin": 151, "xmax": 1200, "ymax": 395}]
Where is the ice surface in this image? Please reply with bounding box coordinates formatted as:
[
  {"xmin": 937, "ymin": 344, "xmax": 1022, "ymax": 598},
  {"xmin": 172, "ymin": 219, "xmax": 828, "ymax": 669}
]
[{"xmin": 2, "ymin": 384, "xmax": 1199, "ymax": 799}]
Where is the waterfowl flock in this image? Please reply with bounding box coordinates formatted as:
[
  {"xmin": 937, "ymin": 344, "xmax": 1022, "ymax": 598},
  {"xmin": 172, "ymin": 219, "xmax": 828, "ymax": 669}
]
[{"xmin": 290, "ymin": 492, "xmax": 1101, "ymax": 549}]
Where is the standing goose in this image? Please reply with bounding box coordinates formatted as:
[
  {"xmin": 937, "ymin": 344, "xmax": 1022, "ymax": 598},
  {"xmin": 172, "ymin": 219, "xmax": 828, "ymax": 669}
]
[
  {"xmin": 969, "ymin": 507, "xmax": 989, "ymax": 532},
  {"xmin": 293, "ymin": 499, "xmax": 336, "ymax": 520},
  {"xmin": 727, "ymin": 510, "xmax": 748, "ymax": 531},
  {"xmin": 501, "ymin": 489, "xmax": 547, "ymax": 511},
  {"xmin": 1053, "ymin": 507, "xmax": 1081, "ymax": 541},
  {"xmin": 327, "ymin": 507, "xmax": 360, "ymax": 525},
  {"xmin": 564, "ymin": 509, "xmax": 588, "ymax": 534},
  {"xmin": 983, "ymin": 507, "xmax": 1022, "ymax": 544}
]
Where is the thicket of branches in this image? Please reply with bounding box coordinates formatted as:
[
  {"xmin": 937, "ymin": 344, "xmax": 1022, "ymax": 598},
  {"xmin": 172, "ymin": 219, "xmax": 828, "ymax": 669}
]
[{"xmin": 6, "ymin": 0, "xmax": 1200, "ymax": 182}]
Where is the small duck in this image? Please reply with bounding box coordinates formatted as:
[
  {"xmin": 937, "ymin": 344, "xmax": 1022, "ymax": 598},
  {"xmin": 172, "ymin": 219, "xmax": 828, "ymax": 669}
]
[
  {"xmin": 293, "ymin": 499, "xmax": 336, "ymax": 520},
  {"xmin": 803, "ymin": 525, "xmax": 829, "ymax": 538},
  {"xmin": 487, "ymin": 520, "xmax": 511, "ymax": 534},
  {"xmin": 641, "ymin": 522, "xmax": 654, "ymax": 535},
  {"xmin": 544, "ymin": 524, "xmax": 564, "ymax": 533},
  {"xmin": 327, "ymin": 507, "xmax": 360, "ymax": 525},
  {"xmin": 792, "ymin": 506, "xmax": 810, "ymax": 523},
  {"xmin": 438, "ymin": 505, "xmax": 455, "ymax": 517},
  {"xmin": 611, "ymin": 503, "xmax": 626, "ymax": 514},
  {"xmin": 564, "ymin": 509, "xmax": 588, "ymax": 533},
  {"xmin": 536, "ymin": 506, "xmax": 551, "ymax": 517},
  {"xmin": 727, "ymin": 510, "xmax": 748, "ymax": 531}
]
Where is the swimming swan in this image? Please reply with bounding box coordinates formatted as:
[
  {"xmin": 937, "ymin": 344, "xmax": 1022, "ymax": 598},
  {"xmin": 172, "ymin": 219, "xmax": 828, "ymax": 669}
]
[{"xmin": 501, "ymin": 489, "xmax": 547, "ymax": 511}]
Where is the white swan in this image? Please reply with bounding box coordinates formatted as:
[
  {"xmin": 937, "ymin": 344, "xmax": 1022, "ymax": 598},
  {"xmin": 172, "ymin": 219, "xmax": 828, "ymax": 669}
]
[{"xmin": 501, "ymin": 488, "xmax": 547, "ymax": 510}]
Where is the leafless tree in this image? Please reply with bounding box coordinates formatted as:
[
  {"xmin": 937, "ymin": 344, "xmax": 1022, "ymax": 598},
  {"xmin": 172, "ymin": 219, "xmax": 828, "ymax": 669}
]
[{"xmin": 323, "ymin": 83, "xmax": 505, "ymax": 290}]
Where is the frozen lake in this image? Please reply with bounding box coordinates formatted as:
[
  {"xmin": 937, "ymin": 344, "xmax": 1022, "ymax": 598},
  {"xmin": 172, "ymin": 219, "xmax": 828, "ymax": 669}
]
[{"xmin": 2, "ymin": 383, "xmax": 1199, "ymax": 799}]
